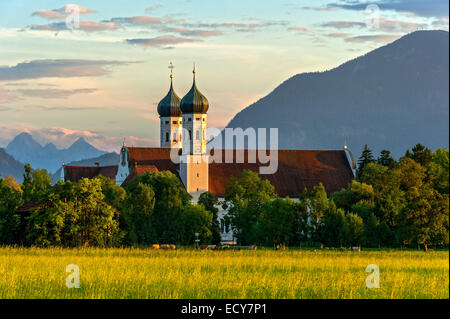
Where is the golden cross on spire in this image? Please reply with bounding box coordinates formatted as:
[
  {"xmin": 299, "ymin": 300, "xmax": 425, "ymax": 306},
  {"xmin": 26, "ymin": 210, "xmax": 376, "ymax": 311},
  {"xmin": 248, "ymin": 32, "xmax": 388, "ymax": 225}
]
[
  {"xmin": 193, "ymin": 62, "xmax": 196, "ymax": 74},
  {"xmin": 168, "ymin": 61, "xmax": 174, "ymax": 78}
]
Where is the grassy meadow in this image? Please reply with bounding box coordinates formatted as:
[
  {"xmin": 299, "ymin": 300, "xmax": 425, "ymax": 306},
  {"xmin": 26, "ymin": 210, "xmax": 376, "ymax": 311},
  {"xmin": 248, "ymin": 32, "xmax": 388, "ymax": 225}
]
[{"xmin": 0, "ymin": 247, "xmax": 448, "ymax": 299}]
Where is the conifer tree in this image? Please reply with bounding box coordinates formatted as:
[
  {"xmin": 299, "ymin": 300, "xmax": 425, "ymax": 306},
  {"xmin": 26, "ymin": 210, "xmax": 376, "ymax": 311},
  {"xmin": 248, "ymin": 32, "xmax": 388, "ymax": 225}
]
[
  {"xmin": 377, "ymin": 149, "xmax": 396, "ymax": 168},
  {"xmin": 357, "ymin": 144, "xmax": 375, "ymax": 180}
]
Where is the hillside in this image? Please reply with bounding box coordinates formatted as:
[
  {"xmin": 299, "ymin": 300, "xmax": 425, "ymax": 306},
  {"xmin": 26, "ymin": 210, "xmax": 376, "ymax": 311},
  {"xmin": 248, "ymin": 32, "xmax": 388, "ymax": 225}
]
[
  {"xmin": 224, "ymin": 30, "xmax": 449, "ymax": 158},
  {"xmin": 0, "ymin": 148, "xmax": 24, "ymax": 182}
]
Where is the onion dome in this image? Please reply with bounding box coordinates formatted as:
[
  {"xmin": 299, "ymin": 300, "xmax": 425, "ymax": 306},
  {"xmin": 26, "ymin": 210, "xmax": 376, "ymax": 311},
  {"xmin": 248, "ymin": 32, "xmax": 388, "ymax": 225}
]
[
  {"xmin": 180, "ymin": 67, "xmax": 209, "ymax": 114},
  {"xmin": 157, "ymin": 66, "xmax": 182, "ymax": 117}
]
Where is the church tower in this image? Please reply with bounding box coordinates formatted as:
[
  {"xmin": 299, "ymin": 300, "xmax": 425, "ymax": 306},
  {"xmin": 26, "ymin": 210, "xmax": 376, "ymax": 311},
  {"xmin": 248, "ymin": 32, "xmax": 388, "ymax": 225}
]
[
  {"xmin": 179, "ymin": 65, "xmax": 209, "ymax": 196},
  {"xmin": 158, "ymin": 62, "xmax": 182, "ymax": 149},
  {"xmin": 115, "ymin": 140, "xmax": 130, "ymax": 186}
]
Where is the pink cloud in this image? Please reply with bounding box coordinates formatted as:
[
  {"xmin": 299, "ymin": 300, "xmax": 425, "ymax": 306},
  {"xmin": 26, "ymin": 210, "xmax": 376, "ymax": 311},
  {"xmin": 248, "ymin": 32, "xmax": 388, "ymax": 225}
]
[
  {"xmin": 30, "ymin": 20, "xmax": 119, "ymax": 32},
  {"xmin": 15, "ymin": 88, "xmax": 98, "ymax": 99},
  {"xmin": 0, "ymin": 86, "xmax": 17, "ymax": 104},
  {"xmin": 345, "ymin": 34, "xmax": 402, "ymax": 43},
  {"xmin": 288, "ymin": 26, "xmax": 309, "ymax": 32},
  {"xmin": 125, "ymin": 36, "xmax": 201, "ymax": 48},
  {"xmin": 32, "ymin": 5, "xmax": 96, "ymax": 20}
]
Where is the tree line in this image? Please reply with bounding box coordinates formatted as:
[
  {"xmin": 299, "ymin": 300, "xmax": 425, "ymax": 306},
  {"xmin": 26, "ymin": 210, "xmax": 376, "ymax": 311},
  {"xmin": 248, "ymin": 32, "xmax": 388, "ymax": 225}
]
[{"xmin": 0, "ymin": 144, "xmax": 448, "ymax": 248}]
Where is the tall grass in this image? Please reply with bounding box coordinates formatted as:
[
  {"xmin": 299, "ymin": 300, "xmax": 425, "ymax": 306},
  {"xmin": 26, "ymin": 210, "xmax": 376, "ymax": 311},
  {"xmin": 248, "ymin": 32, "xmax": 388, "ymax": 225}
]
[{"xmin": 0, "ymin": 247, "xmax": 448, "ymax": 299}]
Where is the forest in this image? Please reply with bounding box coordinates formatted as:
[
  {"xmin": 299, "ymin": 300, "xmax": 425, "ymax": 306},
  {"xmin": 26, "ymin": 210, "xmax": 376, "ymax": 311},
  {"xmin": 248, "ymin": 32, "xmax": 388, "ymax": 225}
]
[{"xmin": 0, "ymin": 144, "xmax": 448, "ymax": 249}]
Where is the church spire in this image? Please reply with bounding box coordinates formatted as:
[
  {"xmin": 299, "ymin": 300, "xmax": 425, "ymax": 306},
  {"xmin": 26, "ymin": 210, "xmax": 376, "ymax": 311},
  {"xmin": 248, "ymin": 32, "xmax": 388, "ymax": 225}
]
[
  {"xmin": 157, "ymin": 62, "xmax": 181, "ymax": 118},
  {"xmin": 180, "ymin": 63, "xmax": 209, "ymax": 114},
  {"xmin": 169, "ymin": 61, "xmax": 174, "ymax": 85}
]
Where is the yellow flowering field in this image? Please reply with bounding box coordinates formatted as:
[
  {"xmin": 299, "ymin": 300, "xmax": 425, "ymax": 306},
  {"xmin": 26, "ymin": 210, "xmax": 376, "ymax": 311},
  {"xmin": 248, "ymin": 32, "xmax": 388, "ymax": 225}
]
[{"xmin": 0, "ymin": 247, "xmax": 448, "ymax": 299}]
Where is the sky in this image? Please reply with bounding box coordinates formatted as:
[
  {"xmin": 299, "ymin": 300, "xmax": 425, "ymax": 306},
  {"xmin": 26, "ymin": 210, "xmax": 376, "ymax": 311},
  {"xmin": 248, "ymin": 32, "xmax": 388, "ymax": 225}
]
[{"xmin": 0, "ymin": 0, "xmax": 448, "ymax": 152}]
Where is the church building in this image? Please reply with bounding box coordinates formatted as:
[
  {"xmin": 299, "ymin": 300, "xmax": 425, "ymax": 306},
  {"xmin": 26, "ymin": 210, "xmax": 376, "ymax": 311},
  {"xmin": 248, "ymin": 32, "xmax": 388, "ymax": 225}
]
[{"xmin": 62, "ymin": 65, "xmax": 356, "ymax": 243}]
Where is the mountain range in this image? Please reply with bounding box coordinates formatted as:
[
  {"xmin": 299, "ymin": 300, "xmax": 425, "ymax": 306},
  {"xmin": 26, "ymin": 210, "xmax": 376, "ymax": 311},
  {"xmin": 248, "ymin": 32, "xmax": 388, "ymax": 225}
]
[
  {"xmin": 223, "ymin": 30, "xmax": 449, "ymax": 158},
  {"xmin": 5, "ymin": 132, "xmax": 107, "ymax": 174},
  {"xmin": 0, "ymin": 132, "xmax": 120, "ymax": 182}
]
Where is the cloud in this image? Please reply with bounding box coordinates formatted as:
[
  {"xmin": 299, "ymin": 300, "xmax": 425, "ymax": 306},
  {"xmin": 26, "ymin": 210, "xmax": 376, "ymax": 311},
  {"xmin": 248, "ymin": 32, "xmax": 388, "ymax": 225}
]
[
  {"xmin": 320, "ymin": 21, "xmax": 366, "ymax": 29},
  {"xmin": 345, "ymin": 34, "xmax": 402, "ymax": 43},
  {"xmin": 432, "ymin": 16, "xmax": 449, "ymax": 30},
  {"xmin": 172, "ymin": 28, "xmax": 223, "ymax": 37},
  {"xmin": 375, "ymin": 18, "xmax": 427, "ymax": 32},
  {"xmin": 30, "ymin": 20, "xmax": 119, "ymax": 32},
  {"xmin": 326, "ymin": 32, "xmax": 351, "ymax": 37},
  {"xmin": 31, "ymin": 5, "xmax": 96, "ymax": 20},
  {"xmin": 321, "ymin": 18, "xmax": 427, "ymax": 32},
  {"xmin": 15, "ymin": 88, "xmax": 98, "ymax": 99},
  {"xmin": 125, "ymin": 36, "xmax": 201, "ymax": 48},
  {"xmin": 25, "ymin": 105, "xmax": 101, "ymax": 111},
  {"xmin": 288, "ymin": 26, "xmax": 309, "ymax": 32},
  {"xmin": 108, "ymin": 16, "xmax": 163, "ymax": 26},
  {"xmin": 145, "ymin": 4, "xmax": 164, "ymax": 13},
  {"xmin": 302, "ymin": 6, "xmax": 339, "ymax": 12},
  {"xmin": 327, "ymin": 0, "xmax": 449, "ymax": 18},
  {"xmin": 0, "ymin": 59, "xmax": 131, "ymax": 81},
  {"xmin": 0, "ymin": 86, "xmax": 17, "ymax": 104}
]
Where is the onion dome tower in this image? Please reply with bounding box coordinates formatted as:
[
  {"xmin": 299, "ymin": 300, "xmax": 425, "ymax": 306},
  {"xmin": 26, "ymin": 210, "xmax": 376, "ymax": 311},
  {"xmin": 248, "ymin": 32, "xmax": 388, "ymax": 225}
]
[
  {"xmin": 179, "ymin": 64, "xmax": 209, "ymax": 196},
  {"xmin": 180, "ymin": 65, "xmax": 209, "ymax": 155},
  {"xmin": 158, "ymin": 62, "xmax": 182, "ymax": 148}
]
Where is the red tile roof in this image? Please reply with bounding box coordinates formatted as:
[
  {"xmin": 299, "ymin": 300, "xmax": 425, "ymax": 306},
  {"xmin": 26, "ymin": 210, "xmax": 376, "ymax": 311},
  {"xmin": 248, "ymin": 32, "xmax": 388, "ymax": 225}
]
[
  {"xmin": 121, "ymin": 164, "xmax": 159, "ymax": 187},
  {"xmin": 126, "ymin": 148, "xmax": 353, "ymax": 196},
  {"xmin": 208, "ymin": 149, "xmax": 354, "ymax": 197},
  {"xmin": 64, "ymin": 165, "xmax": 118, "ymax": 183},
  {"xmin": 61, "ymin": 148, "xmax": 353, "ymax": 197}
]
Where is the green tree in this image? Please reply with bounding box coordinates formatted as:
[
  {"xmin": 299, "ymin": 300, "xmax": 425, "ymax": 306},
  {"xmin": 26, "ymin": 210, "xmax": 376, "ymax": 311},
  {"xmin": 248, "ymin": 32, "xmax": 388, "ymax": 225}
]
[
  {"xmin": 346, "ymin": 213, "xmax": 364, "ymax": 246},
  {"xmin": 21, "ymin": 164, "xmax": 51, "ymax": 203},
  {"xmin": 308, "ymin": 183, "xmax": 329, "ymax": 241},
  {"xmin": 377, "ymin": 221, "xmax": 393, "ymax": 247},
  {"xmin": 258, "ymin": 198, "xmax": 295, "ymax": 246},
  {"xmin": 318, "ymin": 201, "xmax": 350, "ymax": 247},
  {"xmin": 97, "ymin": 175, "xmax": 126, "ymax": 209},
  {"xmin": 27, "ymin": 178, "xmax": 123, "ymax": 247},
  {"xmin": 406, "ymin": 143, "xmax": 433, "ymax": 167},
  {"xmin": 126, "ymin": 171, "xmax": 191, "ymax": 244},
  {"xmin": 224, "ymin": 170, "xmax": 276, "ymax": 245},
  {"xmin": 0, "ymin": 177, "xmax": 24, "ymax": 245},
  {"xmin": 292, "ymin": 189, "xmax": 310, "ymax": 244},
  {"xmin": 198, "ymin": 192, "xmax": 221, "ymax": 244},
  {"xmin": 362, "ymin": 213, "xmax": 379, "ymax": 247},
  {"xmin": 360, "ymin": 163, "xmax": 405, "ymax": 227},
  {"xmin": 377, "ymin": 150, "xmax": 397, "ymax": 168},
  {"xmin": 357, "ymin": 144, "xmax": 375, "ymax": 180},
  {"xmin": 332, "ymin": 180, "xmax": 375, "ymax": 213},
  {"xmin": 123, "ymin": 182, "xmax": 156, "ymax": 245},
  {"xmin": 179, "ymin": 204, "xmax": 213, "ymax": 244},
  {"xmin": 397, "ymin": 186, "xmax": 449, "ymax": 247},
  {"xmin": 427, "ymin": 148, "xmax": 449, "ymax": 195}
]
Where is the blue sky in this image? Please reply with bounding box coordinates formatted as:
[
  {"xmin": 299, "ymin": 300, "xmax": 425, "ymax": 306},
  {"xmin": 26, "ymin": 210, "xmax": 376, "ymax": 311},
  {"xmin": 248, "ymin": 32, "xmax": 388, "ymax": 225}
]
[{"xmin": 0, "ymin": 0, "xmax": 448, "ymax": 151}]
